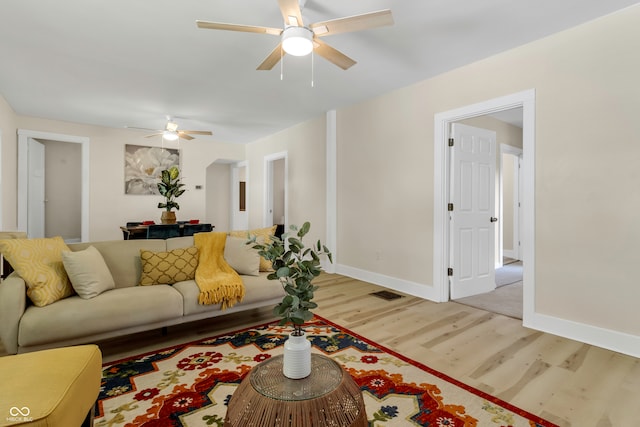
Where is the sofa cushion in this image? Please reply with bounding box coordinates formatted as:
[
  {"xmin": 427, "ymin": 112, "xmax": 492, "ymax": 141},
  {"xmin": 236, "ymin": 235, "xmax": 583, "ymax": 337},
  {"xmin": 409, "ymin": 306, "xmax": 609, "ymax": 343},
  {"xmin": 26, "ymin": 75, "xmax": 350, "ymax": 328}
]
[
  {"xmin": 165, "ymin": 236, "xmax": 195, "ymax": 250},
  {"xmin": 139, "ymin": 247, "xmax": 199, "ymax": 285},
  {"xmin": 0, "ymin": 236, "xmax": 74, "ymax": 307},
  {"xmin": 18, "ymin": 285, "xmax": 183, "ymax": 347},
  {"xmin": 68, "ymin": 240, "xmax": 166, "ymax": 288},
  {"xmin": 172, "ymin": 273, "xmax": 284, "ymax": 316},
  {"xmin": 62, "ymin": 245, "xmax": 116, "ymax": 298},
  {"xmin": 229, "ymin": 225, "xmax": 277, "ymax": 271},
  {"xmin": 224, "ymin": 236, "xmax": 260, "ymax": 276}
]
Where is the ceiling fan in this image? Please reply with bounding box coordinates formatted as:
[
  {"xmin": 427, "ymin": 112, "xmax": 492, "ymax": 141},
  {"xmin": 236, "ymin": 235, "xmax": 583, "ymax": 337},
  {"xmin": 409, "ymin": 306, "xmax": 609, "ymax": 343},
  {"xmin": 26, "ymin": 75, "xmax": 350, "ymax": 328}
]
[
  {"xmin": 196, "ymin": 0, "xmax": 393, "ymax": 71},
  {"xmin": 129, "ymin": 118, "xmax": 213, "ymax": 141}
]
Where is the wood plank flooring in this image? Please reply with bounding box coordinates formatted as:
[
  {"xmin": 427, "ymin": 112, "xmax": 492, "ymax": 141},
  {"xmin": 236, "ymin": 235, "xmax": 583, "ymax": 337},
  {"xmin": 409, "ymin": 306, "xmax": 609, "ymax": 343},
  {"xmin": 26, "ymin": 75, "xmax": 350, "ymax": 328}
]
[{"xmin": 1, "ymin": 273, "xmax": 638, "ymax": 426}]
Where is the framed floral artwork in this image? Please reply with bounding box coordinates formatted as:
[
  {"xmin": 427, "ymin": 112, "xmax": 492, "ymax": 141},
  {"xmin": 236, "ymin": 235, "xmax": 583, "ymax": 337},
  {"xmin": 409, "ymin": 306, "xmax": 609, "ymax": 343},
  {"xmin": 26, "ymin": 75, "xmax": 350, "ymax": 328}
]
[{"xmin": 124, "ymin": 145, "xmax": 180, "ymax": 195}]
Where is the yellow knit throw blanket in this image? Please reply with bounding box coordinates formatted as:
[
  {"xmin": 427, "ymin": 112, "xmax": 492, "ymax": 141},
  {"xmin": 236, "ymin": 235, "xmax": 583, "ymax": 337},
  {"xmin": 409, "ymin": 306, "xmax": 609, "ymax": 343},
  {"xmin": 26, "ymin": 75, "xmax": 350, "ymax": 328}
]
[{"xmin": 194, "ymin": 232, "xmax": 245, "ymax": 309}]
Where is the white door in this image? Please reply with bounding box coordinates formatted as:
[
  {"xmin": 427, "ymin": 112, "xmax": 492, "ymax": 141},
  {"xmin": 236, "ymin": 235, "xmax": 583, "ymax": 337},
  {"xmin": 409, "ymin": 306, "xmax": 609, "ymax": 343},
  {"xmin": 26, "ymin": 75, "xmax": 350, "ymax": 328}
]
[
  {"xmin": 27, "ymin": 138, "xmax": 46, "ymax": 238},
  {"xmin": 450, "ymin": 123, "xmax": 497, "ymax": 299}
]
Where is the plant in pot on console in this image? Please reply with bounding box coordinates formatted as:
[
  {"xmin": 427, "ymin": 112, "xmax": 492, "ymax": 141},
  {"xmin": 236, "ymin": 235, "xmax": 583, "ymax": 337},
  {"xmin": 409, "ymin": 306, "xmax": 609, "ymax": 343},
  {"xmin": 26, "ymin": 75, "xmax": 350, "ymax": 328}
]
[
  {"xmin": 250, "ymin": 221, "xmax": 333, "ymax": 379},
  {"xmin": 157, "ymin": 166, "xmax": 185, "ymax": 224}
]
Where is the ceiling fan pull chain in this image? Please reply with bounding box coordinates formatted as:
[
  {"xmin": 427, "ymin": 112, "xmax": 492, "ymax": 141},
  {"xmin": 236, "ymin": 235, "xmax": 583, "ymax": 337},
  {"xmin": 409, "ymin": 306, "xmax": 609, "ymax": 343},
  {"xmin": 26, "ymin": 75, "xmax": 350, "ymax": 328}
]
[
  {"xmin": 280, "ymin": 47, "xmax": 284, "ymax": 81},
  {"xmin": 311, "ymin": 50, "xmax": 314, "ymax": 88}
]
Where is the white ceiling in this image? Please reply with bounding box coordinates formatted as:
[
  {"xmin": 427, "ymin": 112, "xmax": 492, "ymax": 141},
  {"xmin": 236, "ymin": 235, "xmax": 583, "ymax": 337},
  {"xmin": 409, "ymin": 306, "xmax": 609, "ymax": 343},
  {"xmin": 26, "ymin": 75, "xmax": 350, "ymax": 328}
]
[{"xmin": 0, "ymin": 0, "xmax": 637, "ymax": 143}]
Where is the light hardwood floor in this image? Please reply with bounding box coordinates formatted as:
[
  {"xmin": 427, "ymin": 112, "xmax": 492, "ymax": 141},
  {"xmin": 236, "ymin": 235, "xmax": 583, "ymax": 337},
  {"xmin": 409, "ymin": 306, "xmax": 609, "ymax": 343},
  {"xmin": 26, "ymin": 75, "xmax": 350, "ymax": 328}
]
[{"xmin": 2, "ymin": 274, "xmax": 638, "ymax": 426}]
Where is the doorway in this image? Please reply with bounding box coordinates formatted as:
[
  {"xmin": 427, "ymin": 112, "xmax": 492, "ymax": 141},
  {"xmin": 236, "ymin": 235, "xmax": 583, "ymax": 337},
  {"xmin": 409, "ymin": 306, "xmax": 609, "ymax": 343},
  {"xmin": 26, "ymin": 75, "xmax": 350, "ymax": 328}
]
[
  {"xmin": 231, "ymin": 161, "xmax": 248, "ymax": 231},
  {"xmin": 263, "ymin": 152, "xmax": 287, "ymax": 231},
  {"xmin": 433, "ymin": 89, "xmax": 535, "ymax": 322},
  {"xmin": 17, "ymin": 130, "xmax": 89, "ymax": 242},
  {"xmin": 452, "ymin": 129, "xmax": 524, "ymax": 318}
]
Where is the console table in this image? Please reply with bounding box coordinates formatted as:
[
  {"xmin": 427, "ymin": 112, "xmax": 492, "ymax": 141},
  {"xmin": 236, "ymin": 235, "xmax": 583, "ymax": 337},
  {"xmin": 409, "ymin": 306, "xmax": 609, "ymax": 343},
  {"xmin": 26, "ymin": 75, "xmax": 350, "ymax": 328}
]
[{"xmin": 224, "ymin": 354, "xmax": 367, "ymax": 426}]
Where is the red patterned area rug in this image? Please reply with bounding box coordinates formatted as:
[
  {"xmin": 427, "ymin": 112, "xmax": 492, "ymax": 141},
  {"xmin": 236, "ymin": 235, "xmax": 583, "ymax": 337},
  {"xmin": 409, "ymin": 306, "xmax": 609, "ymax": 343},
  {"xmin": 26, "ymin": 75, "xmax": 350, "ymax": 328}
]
[{"xmin": 95, "ymin": 316, "xmax": 558, "ymax": 426}]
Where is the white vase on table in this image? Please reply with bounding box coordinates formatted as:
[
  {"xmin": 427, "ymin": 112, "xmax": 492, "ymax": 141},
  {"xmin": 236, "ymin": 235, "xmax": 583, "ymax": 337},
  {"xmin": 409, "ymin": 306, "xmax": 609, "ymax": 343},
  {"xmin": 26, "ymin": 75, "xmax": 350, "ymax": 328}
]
[{"xmin": 283, "ymin": 331, "xmax": 311, "ymax": 379}]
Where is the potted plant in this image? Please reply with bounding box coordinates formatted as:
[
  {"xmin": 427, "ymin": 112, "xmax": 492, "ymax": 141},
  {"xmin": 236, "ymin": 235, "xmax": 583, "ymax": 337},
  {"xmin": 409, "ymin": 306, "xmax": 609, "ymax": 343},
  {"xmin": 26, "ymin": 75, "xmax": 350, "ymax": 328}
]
[
  {"xmin": 157, "ymin": 166, "xmax": 185, "ymax": 224},
  {"xmin": 250, "ymin": 221, "xmax": 332, "ymax": 378}
]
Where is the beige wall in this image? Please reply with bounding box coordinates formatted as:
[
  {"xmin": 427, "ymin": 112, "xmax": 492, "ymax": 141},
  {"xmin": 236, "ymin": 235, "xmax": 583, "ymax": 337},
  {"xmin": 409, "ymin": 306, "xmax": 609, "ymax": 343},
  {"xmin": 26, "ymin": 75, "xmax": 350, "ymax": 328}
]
[
  {"xmin": 6, "ymin": 114, "xmax": 245, "ymax": 241},
  {"xmin": 246, "ymin": 116, "xmax": 327, "ymax": 245},
  {"xmin": 0, "ymin": 96, "xmax": 18, "ymax": 230},
  {"xmin": 337, "ymin": 5, "xmax": 640, "ymax": 337}
]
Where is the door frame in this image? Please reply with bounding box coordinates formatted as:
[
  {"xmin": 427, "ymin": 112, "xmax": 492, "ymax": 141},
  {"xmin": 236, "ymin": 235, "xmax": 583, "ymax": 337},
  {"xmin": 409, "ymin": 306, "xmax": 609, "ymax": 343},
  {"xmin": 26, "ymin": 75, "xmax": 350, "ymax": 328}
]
[
  {"xmin": 433, "ymin": 89, "xmax": 535, "ymax": 321},
  {"xmin": 263, "ymin": 151, "xmax": 288, "ymax": 228},
  {"xmin": 17, "ymin": 129, "xmax": 90, "ymax": 241}
]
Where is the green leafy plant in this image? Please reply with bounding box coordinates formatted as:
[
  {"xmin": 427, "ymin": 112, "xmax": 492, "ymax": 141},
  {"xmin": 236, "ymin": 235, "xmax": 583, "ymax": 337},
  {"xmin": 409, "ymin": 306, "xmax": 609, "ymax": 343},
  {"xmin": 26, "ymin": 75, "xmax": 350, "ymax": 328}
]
[
  {"xmin": 157, "ymin": 166, "xmax": 185, "ymax": 211},
  {"xmin": 250, "ymin": 222, "xmax": 333, "ymax": 336}
]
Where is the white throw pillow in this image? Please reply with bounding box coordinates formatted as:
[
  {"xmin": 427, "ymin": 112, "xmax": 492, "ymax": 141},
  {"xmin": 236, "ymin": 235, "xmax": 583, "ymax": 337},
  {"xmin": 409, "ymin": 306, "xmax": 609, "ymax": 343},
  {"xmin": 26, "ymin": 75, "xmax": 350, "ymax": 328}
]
[
  {"xmin": 62, "ymin": 245, "xmax": 116, "ymax": 298},
  {"xmin": 224, "ymin": 236, "xmax": 261, "ymax": 276}
]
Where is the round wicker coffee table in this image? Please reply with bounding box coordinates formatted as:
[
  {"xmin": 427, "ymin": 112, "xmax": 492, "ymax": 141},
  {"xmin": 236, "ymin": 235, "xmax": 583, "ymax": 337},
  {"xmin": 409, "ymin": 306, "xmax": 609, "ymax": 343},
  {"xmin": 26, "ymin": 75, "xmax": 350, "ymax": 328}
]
[{"xmin": 224, "ymin": 354, "xmax": 367, "ymax": 427}]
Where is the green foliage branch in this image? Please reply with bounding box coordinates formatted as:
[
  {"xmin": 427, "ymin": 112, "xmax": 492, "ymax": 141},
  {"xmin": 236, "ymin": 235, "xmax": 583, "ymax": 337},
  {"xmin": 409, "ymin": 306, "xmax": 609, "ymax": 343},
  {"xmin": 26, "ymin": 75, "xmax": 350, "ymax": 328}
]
[{"xmin": 250, "ymin": 222, "xmax": 333, "ymax": 336}]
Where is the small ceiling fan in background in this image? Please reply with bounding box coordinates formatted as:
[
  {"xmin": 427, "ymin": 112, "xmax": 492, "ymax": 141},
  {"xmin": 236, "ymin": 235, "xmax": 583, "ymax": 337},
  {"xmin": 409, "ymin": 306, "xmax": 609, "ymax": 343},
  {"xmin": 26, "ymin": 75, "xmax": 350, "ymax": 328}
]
[
  {"xmin": 128, "ymin": 117, "xmax": 213, "ymax": 141},
  {"xmin": 196, "ymin": 0, "xmax": 393, "ymax": 70}
]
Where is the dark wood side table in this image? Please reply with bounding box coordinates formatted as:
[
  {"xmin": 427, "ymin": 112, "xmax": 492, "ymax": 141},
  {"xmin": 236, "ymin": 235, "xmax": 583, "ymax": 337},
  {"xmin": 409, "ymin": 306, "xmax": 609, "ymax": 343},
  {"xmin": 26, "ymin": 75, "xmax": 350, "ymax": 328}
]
[{"xmin": 224, "ymin": 354, "xmax": 367, "ymax": 427}]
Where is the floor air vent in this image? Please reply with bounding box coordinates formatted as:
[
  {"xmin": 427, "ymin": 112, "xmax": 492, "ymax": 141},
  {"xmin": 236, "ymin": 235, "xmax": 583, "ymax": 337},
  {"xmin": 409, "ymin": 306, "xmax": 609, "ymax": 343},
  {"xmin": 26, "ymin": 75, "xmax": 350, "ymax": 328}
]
[{"xmin": 370, "ymin": 290, "xmax": 403, "ymax": 300}]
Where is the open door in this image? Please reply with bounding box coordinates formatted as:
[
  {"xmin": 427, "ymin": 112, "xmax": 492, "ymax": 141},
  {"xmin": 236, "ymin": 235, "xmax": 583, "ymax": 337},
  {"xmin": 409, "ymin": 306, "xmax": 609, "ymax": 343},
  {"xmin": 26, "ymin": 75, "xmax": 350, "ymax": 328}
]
[{"xmin": 449, "ymin": 123, "xmax": 497, "ymax": 299}]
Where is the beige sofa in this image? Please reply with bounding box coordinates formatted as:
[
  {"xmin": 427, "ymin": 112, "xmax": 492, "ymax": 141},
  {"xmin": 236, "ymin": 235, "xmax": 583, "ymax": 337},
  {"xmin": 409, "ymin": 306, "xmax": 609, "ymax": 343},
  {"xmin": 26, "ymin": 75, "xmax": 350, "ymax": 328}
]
[{"xmin": 0, "ymin": 236, "xmax": 284, "ymax": 354}]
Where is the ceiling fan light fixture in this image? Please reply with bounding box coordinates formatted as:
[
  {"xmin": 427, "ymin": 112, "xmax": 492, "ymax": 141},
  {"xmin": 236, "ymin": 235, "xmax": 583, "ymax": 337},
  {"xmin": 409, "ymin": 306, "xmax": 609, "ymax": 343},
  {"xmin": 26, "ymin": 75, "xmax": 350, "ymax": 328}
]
[
  {"xmin": 163, "ymin": 130, "xmax": 179, "ymax": 141},
  {"xmin": 282, "ymin": 26, "xmax": 313, "ymax": 56}
]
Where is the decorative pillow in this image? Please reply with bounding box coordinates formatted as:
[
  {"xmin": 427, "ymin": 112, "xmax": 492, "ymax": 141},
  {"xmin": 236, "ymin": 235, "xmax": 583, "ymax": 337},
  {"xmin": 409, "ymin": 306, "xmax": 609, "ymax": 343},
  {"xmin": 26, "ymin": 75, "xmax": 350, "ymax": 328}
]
[
  {"xmin": 139, "ymin": 247, "xmax": 199, "ymax": 286},
  {"xmin": 224, "ymin": 236, "xmax": 261, "ymax": 276},
  {"xmin": 0, "ymin": 236, "xmax": 74, "ymax": 307},
  {"xmin": 62, "ymin": 246, "xmax": 116, "ymax": 299},
  {"xmin": 229, "ymin": 225, "xmax": 277, "ymax": 271}
]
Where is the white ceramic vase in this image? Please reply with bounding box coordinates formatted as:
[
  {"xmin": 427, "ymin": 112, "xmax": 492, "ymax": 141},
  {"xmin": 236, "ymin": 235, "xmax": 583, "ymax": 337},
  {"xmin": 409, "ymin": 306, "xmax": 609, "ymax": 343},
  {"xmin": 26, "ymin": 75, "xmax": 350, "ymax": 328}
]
[{"xmin": 283, "ymin": 331, "xmax": 311, "ymax": 379}]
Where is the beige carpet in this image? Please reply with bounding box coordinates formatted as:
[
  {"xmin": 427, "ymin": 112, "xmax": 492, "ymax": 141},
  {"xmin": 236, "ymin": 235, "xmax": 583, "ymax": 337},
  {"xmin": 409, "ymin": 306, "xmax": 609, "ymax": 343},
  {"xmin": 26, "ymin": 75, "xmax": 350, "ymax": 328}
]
[
  {"xmin": 454, "ymin": 281, "xmax": 523, "ymax": 319},
  {"xmin": 454, "ymin": 259, "xmax": 523, "ymax": 319}
]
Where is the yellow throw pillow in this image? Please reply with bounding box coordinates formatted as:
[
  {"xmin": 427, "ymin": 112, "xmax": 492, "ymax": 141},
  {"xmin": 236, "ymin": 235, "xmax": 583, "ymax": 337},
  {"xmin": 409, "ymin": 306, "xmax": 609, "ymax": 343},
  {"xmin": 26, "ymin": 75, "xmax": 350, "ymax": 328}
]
[
  {"xmin": 0, "ymin": 236, "xmax": 74, "ymax": 307},
  {"xmin": 229, "ymin": 225, "xmax": 277, "ymax": 271},
  {"xmin": 139, "ymin": 247, "xmax": 199, "ymax": 286}
]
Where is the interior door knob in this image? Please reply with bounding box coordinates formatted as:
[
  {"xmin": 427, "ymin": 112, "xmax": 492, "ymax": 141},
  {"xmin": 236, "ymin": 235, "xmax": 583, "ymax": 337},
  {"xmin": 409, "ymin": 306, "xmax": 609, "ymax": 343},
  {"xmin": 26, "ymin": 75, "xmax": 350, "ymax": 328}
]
[{"xmin": 490, "ymin": 217, "xmax": 498, "ymax": 222}]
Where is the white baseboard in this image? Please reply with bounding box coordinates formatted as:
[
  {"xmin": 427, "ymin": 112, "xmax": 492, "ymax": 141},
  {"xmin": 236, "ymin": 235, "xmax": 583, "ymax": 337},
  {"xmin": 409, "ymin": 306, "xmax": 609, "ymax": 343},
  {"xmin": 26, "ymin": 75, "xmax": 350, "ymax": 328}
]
[
  {"xmin": 335, "ymin": 264, "xmax": 640, "ymax": 359},
  {"xmin": 503, "ymin": 249, "xmax": 517, "ymax": 259},
  {"xmin": 524, "ymin": 311, "xmax": 640, "ymax": 359},
  {"xmin": 335, "ymin": 264, "xmax": 440, "ymax": 301}
]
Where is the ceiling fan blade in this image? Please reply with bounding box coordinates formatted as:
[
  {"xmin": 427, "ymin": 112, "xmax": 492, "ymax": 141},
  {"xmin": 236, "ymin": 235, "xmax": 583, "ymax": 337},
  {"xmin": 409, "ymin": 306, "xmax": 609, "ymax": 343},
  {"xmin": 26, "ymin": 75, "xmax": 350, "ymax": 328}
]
[
  {"xmin": 126, "ymin": 126, "xmax": 161, "ymax": 132},
  {"xmin": 257, "ymin": 43, "xmax": 284, "ymax": 70},
  {"xmin": 144, "ymin": 133, "xmax": 163, "ymax": 138},
  {"xmin": 196, "ymin": 20, "xmax": 282, "ymax": 35},
  {"xmin": 311, "ymin": 9, "xmax": 393, "ymax": 37},
  {"xmin": 181, "ymin": 130, "xmax": 213, "ymax": 136},
  {"xmin": 278, "ymin": 0, "xmax": 304, "ymax": 27},
  {"xmin": 178, "ymin": 133, "xmax": 195, "ymax": 141},
  {"xmin": 313, "ymin": 39, "xmax": 356, "ymax": 70}
]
